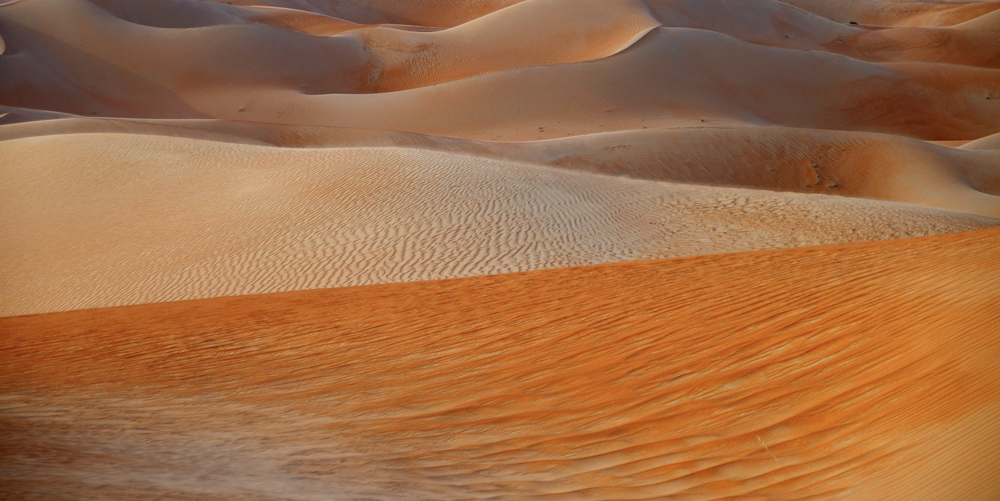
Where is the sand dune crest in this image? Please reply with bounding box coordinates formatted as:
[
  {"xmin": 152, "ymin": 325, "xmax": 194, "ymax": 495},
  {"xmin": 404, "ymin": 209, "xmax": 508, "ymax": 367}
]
[
  {"xmin": 780, "ymin": 0, "xmax": 1000, "ymax": 27},
  {"xmin": 4, "ymin": 132, "xmax": 994, "ymax": 316}
]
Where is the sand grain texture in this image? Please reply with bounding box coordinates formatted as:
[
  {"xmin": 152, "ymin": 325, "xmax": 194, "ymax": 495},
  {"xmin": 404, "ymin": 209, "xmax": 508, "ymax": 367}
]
[
  {"xmin": 1, "ymin": 132, "xmax": 996, "ymax": 316},
  {"xmin": 2, "ymin": 0, "xmax": 1000, "ymax": 498},
  {"xmin": 2, "ymin": 229, "xmax": 1000, "ymax": 500}
]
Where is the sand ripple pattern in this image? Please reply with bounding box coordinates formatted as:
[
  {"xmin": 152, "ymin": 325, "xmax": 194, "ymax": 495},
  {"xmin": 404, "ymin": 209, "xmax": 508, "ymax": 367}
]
[
  {"xmin": 3, "ymin": 228, "xmax": 999, "ymax": 500},
  {"xmin": 3, "ymin": 0, "xmax": 1000, "ymax": 315},
  {"xmin": 1, "ymin": 134, "xmax": 995, "ymax": 316}
]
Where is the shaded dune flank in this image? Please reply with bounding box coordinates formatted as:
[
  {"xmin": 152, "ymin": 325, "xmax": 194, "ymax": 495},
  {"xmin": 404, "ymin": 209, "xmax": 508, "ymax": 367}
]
[
  {"xmin": 3, "ymin": 228, "xmax": 1000, "ymax": 500},
  {"xmin": 3, "ymin": 0, "xmax": 1000, "ymax": 139},
  {"xmin": 780, "ymin": 0, "xmax": 1000, "ymax": 27}
]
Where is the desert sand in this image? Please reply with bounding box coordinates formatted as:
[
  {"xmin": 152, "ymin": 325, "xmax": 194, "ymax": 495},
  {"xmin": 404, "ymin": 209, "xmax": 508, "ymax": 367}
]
[
  {"xmin": 2, "ymin": 0, "xmax": 1000, "ymax": 499},
  {"xmin": 2, "ymin": 132, "xmax": 997, "ymax": 316},
  {"xmin": 3, "ymin": 229, "xmax": 1000, "ymax": 500}
]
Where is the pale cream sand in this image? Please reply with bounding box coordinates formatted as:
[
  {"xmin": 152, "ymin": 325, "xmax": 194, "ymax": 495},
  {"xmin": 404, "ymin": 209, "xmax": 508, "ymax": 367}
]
[{"xmin": 4, "ymin": 133, "xmax": 994, "ymax": 316}]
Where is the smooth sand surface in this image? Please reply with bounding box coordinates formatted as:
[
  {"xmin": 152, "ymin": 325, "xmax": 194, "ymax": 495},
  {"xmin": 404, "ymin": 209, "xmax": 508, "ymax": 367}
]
[
  {"xmin": 3, "ymin": 228, "xmax": 1000, "ymax": 500},
  {"xmin": 780, "ymin": 0, "xmax": 1000, "ymax": 27},
  {"xmin": 2, "ymin": 0, "xmax": 1000, "ymax": 498},
  {"xmin": 4, "ymin": 0, "xmax": 1000, "ymax": 139}
]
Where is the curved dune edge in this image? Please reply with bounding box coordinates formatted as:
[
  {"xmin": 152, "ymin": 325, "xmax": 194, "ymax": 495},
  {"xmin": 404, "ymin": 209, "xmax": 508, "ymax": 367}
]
[
  {"xmin": 213, "ymin": 0, "xmax": 528, "ymax": 28},
  {"xmin": 2, "ymin": 132, "xmax": 996, "ymax": 317},
  {"xmin": 0, "ymin": 0, "xmax": 663, "ymax": 98},
  {"xmin": 963, "ymin": 131, "xmax": 1000, "ymax": 150},
  {"xmin": 3, "ymin": 227, "xmax": 1000, "ymax": 500},
  {"xmin": 3, "ymin": 0, "xmax": 1000, "ymax": 140},
  {"xmin": 3, "ymin": 115, "xmax": 998, "ymax": 217},
  {"xmin": 2, "ymin": 4, "xmax": 999, "ymax": 497},
  {"xmin": 780, "ymin": 0, "xmax": 1000, "ymax": 27}
]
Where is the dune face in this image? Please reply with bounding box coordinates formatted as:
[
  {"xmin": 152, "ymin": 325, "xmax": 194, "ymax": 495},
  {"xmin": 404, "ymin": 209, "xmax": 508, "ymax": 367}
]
[
  {"xmin": 4, "ymin": 0, "xmax": 1000, "ymax": 140},
  {"xmin": 780, "ymin": 0, "xmax": 1000, "ymax": 27},
  {"xmin": 3, "ymin": 229, "xmax": 1000, "ymax": 500},
  {"xmin": 2, "ymin": 0, "xmax": 1000, "ymax": 499},
  {"xmin": 3, "ymin": 133, "xmax": 996, "ymax": 317}
]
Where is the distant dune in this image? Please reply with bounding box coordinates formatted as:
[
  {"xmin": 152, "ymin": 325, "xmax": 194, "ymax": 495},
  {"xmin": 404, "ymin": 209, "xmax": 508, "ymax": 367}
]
[{"xmin": 2, "ymin": 0, "xmax": 999, "ymax": 499}]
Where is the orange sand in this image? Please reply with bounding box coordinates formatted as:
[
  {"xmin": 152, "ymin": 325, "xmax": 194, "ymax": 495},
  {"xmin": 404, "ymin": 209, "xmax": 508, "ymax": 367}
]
[
  {"xmin": 2, "ymin": 0, "xmax": 1000, "ymax": 498},
  {"xmin": 3, "ymin": 228, "xmax": 1000, "ymax": 500}
]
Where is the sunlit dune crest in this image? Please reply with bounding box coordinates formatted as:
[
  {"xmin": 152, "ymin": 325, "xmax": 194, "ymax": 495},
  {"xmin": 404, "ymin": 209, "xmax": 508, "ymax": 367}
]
[{"xmin": 1, "ymin": 0, "xmax": 999, "ymax": 499}]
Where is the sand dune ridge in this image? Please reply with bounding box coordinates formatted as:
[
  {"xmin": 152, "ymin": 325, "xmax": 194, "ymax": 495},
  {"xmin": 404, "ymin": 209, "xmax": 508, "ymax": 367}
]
[{"xmin": 2, "ymin": 2, "xmax": 1000, "ymax": 498}]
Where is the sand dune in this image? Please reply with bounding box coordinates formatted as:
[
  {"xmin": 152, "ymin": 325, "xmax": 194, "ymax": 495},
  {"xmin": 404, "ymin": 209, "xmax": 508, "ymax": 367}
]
[
  {"xmin": 86, "ymin": 0, "xmax": 528, "ymax": 28},
  {"xmin": 646, "ymin": 0, "xmax": 860, "ymax": 50},
  {"xmin": 3, "ymin": 228, "xmax": 1000, "ymax": 500},
  {"xmin": 189, "ymin": 0, "xmax": 661, "ymax": 93},
  {"xmin": 348, "ymin": 0, "xmax": 660, "ymax": 93},
  {"xmin": 781, "ymin": 0, "xmax": 1000, "ymax": 27},
  {"xmin": 964, "ymin": 131, "xmax": 1000, "ymax": 150},
  {"xmin": 195, "ymin": 28, "xmax": 1000, "ymax": 141},
  {"xmin": 831, "ymin": 9, "xmax": 1000, "ymax": 67},
  {"xmin": 219, "ymin": 0, "xmax": 526, "ymax": 28},
  {"xmin": 0, "ymin": 0, "xmax": 370, "ymax": 115},
  {"xmin": 4, "ymin": 0, "xmax": 1000, "ymax": 140},
  {"xmin": 490, "ymin": 127, "xmax": 1000, "ymax": 217},
  {"xmin": 4, "ymin": 132, "xmax": 994, "ymax": 316},
  {"xmin": 3, "ymin": 1, "xmax": 1000, "ymax": 498},
  {"xmin": 0, "ymin": 0, "xmax": 658, "ymax": 102},
  {"xmin": 4, "ymin": 114, "xmax": 998, "ymax": 217}
]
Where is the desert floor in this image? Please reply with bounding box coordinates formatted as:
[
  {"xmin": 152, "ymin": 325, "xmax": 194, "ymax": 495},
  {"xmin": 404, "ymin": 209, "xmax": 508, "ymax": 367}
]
[{"xmin": 2, "ymin": 0, "xmax": 1000, "ymax": 499}]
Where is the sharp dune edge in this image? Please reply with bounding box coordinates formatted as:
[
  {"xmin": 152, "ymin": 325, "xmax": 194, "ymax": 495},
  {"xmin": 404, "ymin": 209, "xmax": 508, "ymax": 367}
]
[{"xmin": 2, "ymin": 0, "xmax": 1000, "ymax": 499}]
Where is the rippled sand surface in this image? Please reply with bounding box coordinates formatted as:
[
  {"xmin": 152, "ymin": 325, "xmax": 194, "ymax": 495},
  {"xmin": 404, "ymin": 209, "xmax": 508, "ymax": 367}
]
[
  {"xmin": 2, "ymin": 0, "xmax": 999, "ymax": 499},
  {"xmin": 4, "ymin": 229, "xmax": 1000, "ymax": 500}
]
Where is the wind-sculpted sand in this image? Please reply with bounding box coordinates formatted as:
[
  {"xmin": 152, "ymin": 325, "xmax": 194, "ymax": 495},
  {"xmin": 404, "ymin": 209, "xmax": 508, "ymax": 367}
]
[
  {"xmin": 2, "ymin": 132, "xmax": 996, "ymax": 316},
  {"xmin": 2, "ymin": 0, "xmax": 1000, "ymax": 498},
  {"xmin": 3, "ymin": 229, "xmax": 1000, "ymax": 500}
]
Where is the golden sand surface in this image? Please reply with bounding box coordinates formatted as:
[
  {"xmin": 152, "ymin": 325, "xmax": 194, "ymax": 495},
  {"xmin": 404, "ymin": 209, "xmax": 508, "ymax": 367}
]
[{"xmin": 2, "ymin": 0, "xmax": 1000, "ymax": 498}]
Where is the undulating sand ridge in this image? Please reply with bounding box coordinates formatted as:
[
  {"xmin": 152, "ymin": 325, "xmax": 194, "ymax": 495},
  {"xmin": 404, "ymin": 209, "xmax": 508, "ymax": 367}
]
[
  {"xmin": 642, "ymin": 0, "xmax": 1000, "ymax": 68},
  {"xmin": 0, "ymin": 0, "xmax": 659, "ymax": 103},
  {"xmin": 964, "ymin": 130, "xmax": 1000, "ymax": 150},
  {"xmin": 3, "ymin": 228, "xmax": 1000, "ymax": 500},
  {"xmin": 781, "ymin": 0, "xmax": 1000, "ymax": 27},
  {"xmin": 3, "ymin": 0, "xmax": 1000, "ymax": 314},
  {"xmin": 5, "ymin": 132, "xmax": 995, "ymax": 316},
  {"xmin": 3, "ymin": 0, "xmax": 1000, "ymax": 139},
  {"xmin": 211, "ymin": 0, "xmax": 527, "ymax": 28},
  {"xmin": 2, "ymin": 1, "xmax": 1000, "ymax": 497},
  {"xmin": 4, "ymin": 113, "xmax": 1000, "ymax": 218},
  {"xmin": 829, "ymin": 9, "xmax": 1000, "ymax": 67},
  {"xmin": 262, "ymin": 28, "xmax": 1000, "ymax": 141}
]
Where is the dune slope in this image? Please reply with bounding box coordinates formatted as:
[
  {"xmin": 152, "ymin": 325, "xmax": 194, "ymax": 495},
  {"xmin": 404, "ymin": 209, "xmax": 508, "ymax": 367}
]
[
  {"xmin": 3, "ymin": 1, "xmax": 1000, "ymax": 498},
  {"xmin": 4, "ymin": 114, "xmax": 998, "ymax": 217},
  {"xmin": 4, "ymin": 0, "xmax": 1000, "ymax": 140},
  {"xmin": 2, "ymin": 0, "xmax": 1000, "ymax": 311},
  {"xmin": 2, "ymin": 132, "xmax": 995, "ymax": 316},
  {"xmin": 3, "ymin": 228, "xmax": 1000, "ymax": 500}
]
